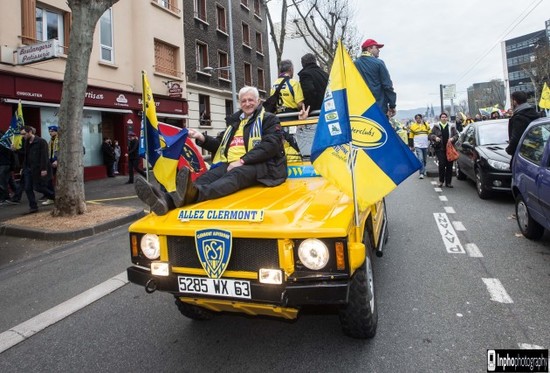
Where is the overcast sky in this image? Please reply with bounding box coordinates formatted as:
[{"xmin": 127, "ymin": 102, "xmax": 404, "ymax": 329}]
[{"xmin": 268, "ymin": 0, "xmax": 549, "ymax": 111}]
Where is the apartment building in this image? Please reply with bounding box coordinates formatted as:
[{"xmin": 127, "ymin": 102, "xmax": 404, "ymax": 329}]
[
  {"xmin": 0, "ymin": 0, "xmax": 188, "ymax": 180},
  {"xmin": 183, "ymin": 0, "xmax": 271, "ymax": 135}
]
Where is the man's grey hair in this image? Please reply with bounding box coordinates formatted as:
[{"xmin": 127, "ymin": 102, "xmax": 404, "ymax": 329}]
[
  {"xmin": 279, "ymin": 59, "xmax": 293, "ymax": 74},
  {"xmin": 301, "ymin": 53, "xmax": 316, "ymax": 67},
  {"xmin": 238, "ymin": 86, "xmax": 259, "ymax": 100}
]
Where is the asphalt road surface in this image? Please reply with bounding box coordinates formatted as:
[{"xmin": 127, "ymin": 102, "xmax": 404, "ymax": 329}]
[{"xmin": 0, "ymin": 172, "xmax": 548, "ymax": 372}]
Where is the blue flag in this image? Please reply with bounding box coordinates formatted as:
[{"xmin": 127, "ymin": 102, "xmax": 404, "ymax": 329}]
[
  {"xmin": 140, "ymin": 72, "xmax": 189, "ymax": 192},
  {"xmin": 0, "ymin": 101, "xmax": 24, "ymax": 149},
  {"xmin": 311, "ymin": 41, "xmax": 421, "ymax": 210}
]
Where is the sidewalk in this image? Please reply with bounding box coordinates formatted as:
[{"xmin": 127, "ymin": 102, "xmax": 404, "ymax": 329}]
[{"xmin": 0, "ymin": 175, "xmax": 146, "ymax": 241}]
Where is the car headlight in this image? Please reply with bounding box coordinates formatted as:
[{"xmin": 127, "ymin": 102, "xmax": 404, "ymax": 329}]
[
  {"xmin": 141, "ymin": 233, "xmax": 160, "ymax": 260},
  {"xmin": 487, "ymin": 159, "xmax": 510, "ymax": 171},
  {"xmin": 298, "ymin": 238, "xmax": 329, "ymax": 270}
]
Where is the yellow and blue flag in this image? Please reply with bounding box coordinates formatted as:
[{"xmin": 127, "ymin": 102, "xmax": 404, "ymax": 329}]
[
  {"xmin": 539, "ymin": 82, "xmax": 550, "ymax": 110},
  {"xmin": 0, "ymin": 101, "xmax": 24, "ymax": 150},
  {"xmin": 311, "ymin": 41, "xmax": 421, "ymax": 210},
  {"xmin": 140, "ymin": 72, "xmax": 188, "ymax": 192}
]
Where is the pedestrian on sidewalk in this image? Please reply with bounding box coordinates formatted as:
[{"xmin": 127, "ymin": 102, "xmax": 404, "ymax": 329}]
[
  {"xmin": 125, "ymin": 132, "xmax": 146, "ymax": 184},
  {"xmin": 113, "ymin": 139, "xmax": 121, "ymax": 175},
  {"xmin": 102, "ymin": 138, "xmax": 115, "ymax": 178},
  {"xmin": 18, "ymin": 126, "xmax": 55, "ymax": 213}
]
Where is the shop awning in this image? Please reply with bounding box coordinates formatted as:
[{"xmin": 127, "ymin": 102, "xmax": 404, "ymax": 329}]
[{"xmin": 2, "ymin": 98, "xmax": 133, "ymax": 114}]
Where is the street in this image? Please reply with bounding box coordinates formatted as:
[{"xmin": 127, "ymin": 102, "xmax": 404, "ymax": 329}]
[{"xmin": 0, "ymin": 171, "xmax": 548, "ymax": 372}]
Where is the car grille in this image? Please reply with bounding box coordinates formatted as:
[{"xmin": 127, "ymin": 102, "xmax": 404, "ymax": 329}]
[{"xmin": 167, "ymin": 236, "xmax": 280, "ymax": 272}]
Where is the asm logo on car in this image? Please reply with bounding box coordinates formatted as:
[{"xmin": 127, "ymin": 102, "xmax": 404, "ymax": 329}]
[{"xmin": 195, "ymin": 228, "xmax": 233, "ymax": 279}]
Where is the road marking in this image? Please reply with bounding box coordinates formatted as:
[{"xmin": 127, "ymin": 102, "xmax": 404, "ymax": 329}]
[
  {"xmin": 444, "ymin": 206, "xmax": 455, "ymax": 214},
  {"xmin": 435, "ymin": 187, "xmax": 443, "ymax": 192},
  {"xmin": 433, "ymin": 213, "xmax": 465, "ymax": 254},
  {"xmin": 482, "ymin": 278, "xmax": 513, "ymax": 304},
  {"xmin": 464, "ymin": 243, "xmax": 483, "ymax": 257},
  {"xmin": 431, "ymin": 181, "xmax": 438, "ymax": 185},
  {"xmin": 452, "ymin": 221, "xmax": 466, "ymax": 231},
  {"xmin": 0, "ymin": 272, "xmax": 128, "ymax": 354},
  {"xmin": 518, "ymin": 343, "xmax": 545, "ymax": 349},
  {"xmin": 439, "ymin": 196, "xmax": 448, "ymax": 201}
]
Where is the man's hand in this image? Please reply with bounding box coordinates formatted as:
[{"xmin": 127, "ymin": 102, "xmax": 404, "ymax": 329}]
[
  {"xmin": 387, "ymin": 108, "xmax": 396, "ymax": 117},
  {"xmin": 227, "ymin": 160, "xmax": 243, "ymax": 172},
  {"xmin": 298, "ymin": 105, "xmax": 310, "ymax": 120},
  {"xmin": 188, "ymin": 128, "xmax": 205, "ymax": 143},
  {"xmin": 40, "ymin": 170, "xmax": 47, "ymax": 177}
]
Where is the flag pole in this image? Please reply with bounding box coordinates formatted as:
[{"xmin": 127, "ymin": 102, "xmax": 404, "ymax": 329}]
[
  {"xmin": 141, "ymin": 71, "xmax": 150, "ymax": 183},
  {"xmin": 349, "ymin": 144, "xmax": 360, "ymax": 229}
]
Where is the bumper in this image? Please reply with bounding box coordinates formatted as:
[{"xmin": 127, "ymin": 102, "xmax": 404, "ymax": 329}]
[
  {"xmin": 484, "ymin": 171, "xmax": 512, "ymax": 192},
  {"xmin": 127, "ymin": 266, "xmax": 350, "ymax": 306}
]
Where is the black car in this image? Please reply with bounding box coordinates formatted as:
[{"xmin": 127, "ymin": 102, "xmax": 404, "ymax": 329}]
[{"xmin": 454, "ymin": 119, "xmax": 512, "ymax": 199}]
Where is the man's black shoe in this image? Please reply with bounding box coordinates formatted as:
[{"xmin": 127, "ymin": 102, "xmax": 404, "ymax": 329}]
[
  {"xmin": 172, "ymin": 167, "xmax": 190, "ymax": 207},
  {"xmin": 126, "ymin": 181, "xmax": 134, "ymax": 184},
  {"xmin": 24, "ymin": 208, "xmax": 38, "ymax": 215},
  {"xmin": 135, "ymin": 177, "xmax": 168, "ymax": 215}
]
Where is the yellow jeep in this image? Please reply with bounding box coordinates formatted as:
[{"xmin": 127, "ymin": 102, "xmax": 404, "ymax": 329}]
[{"xmin": 126, "ymin": 116, "xmax": 388, "ymax": 339}]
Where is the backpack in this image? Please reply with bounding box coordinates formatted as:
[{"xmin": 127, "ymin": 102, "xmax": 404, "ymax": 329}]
[{"xmin": 263, "ymin": 77, "xmax": 290, "ymax": 113}]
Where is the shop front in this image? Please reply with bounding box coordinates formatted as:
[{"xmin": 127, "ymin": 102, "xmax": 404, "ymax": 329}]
[{"xmin": 0, "ymin": 71, "xmax": 188, "ymax": 180}]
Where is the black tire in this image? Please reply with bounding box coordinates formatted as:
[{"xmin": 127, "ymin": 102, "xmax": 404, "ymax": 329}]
[
  {"xmin": 339, "ymin": 234, "xmax": 378, "ymax": 339},
  {"xmin": 475, "ymin": 168, "xmax": 491, "ymax": 199},
  {"xmin": 174, "ymin": 297, "xmax": 214, "ymax": 321},
  {"xmin": 515, "ymin": 194, "xmax": 544, "ymax": 240},
  {"xmin": 455, "ymin": 162, "xmax": 466, "ymax": 180}
]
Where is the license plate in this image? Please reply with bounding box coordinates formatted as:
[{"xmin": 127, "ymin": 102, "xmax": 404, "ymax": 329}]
[{"xmin": 177, "ymin": 276, "xmax": 251, "ymax": 299}]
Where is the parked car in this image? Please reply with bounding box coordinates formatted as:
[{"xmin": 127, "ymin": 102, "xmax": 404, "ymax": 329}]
[
  {"xmin": 511, "ymin": 117, "xmax": 550, "ymax": 240},
  {"xmin": 454, "ymin": 119, "xmax": 512, "ymax": 199}
]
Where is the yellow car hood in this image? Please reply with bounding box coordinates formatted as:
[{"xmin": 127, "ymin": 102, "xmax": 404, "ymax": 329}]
[{"xmin": 129, "ymin": 177, "xmax": 355, "ymax": 239}]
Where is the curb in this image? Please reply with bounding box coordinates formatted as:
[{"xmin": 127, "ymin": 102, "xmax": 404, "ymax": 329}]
[{"xmin": 0, "ymin": 210, "xmax": 146, "ymax": 241}]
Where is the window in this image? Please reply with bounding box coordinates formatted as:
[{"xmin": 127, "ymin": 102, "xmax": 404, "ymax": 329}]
[
  {"xmin": 255, "ymin": 32, "xmax": 263, "ymax": 54},
  {"xmin": 99, "ymin": 8, "xmax": 114, "ymax": 63},
  {"xmin": 199, "ymin": 95, "xmax": 211, "ymax": 126},
  {"xmin": 518, "ymin": 124, "xmax": 550, "ymax": 165},
  {"xmin": 253, "ymin": 0, "xmax": 261, "ymax": 17},
  {"xmin": 35, "ymin": 6, "xmax": 64, "ymax": 46},
  {"xmin": 21, "ymin": 1, "xmax": 70, "ymax": 48},
  {"xmin": 196, "ymin": 42, "xmax": 208, "ymax": 71},
  {"xmin": 244, "ymin": 63, "xmax": 252, "ymax": 86},
  {"xmin": 216, "ymin": 5, "xmax": 227, "ymax": 33},
  {"xmin": 155, "ymin": 39, "xmax": 179, "ymax": 76},
  {"xmin": 156, "ymin": 0, "xmax": 179, "ymax": 13},
  {"xmin": 195, "ymin": 0, "xmax": 207, "ymax": 21},
  {"xmin": 218, "ymin": 51, "xmax": 229, "ymax": 80},
  {"xmin": 242, "ymin": 23, "xmax": 250, "ymax": 46},
  {"xmin": 257, "ymin": 68, "xmax": 265, "ymax": 91}
]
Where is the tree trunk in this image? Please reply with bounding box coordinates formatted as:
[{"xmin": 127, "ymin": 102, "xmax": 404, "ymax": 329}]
[{"xmin": 53, "ymin": 0, "xmax": 118, "ymax": 217}]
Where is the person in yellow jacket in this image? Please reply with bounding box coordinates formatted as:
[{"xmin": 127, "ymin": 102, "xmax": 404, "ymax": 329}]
[
  {"xmin": 270, "ymin": 60, "xmax": 307, "ymax": 118},
  {"xmin": 408, "ymin": 114, "xmax": 431, "ymax": 179}
]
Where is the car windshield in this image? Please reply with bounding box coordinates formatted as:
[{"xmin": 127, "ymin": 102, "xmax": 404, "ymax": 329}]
[{"xmin": 477, "ymin": 122, "xmax": 509, "ymax": 145}]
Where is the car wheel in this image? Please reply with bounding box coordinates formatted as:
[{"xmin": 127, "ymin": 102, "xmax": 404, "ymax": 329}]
[
  {"xmin": 456, "ymin": 162, "xmax": 467, "ymax": 180},
  {"xmin": 475, "ymin": 168, "xmax": 491, "ymax": 199},
  {"xmin": 174, "ymin": 297, "xmax": 214, "ymax": 320},
  {"xmin": 515, "ymin": 194, "xmax": 544, "ymax": 240},
  {"xmin": 338, "ymin": 232, "xmax": 378, "ymax": 339}
]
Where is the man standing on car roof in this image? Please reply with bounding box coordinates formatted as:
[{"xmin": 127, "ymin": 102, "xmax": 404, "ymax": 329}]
[
  {"xmin": 354, "ymin": 38, "xmax": 397, "ymax": 118},
  {"xmin": 506, "ymin": 91, "xmax": 540, "ymax": 165}
]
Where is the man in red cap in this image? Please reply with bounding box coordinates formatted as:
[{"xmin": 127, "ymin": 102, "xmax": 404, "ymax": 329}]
[{"xmin": 354, "ymin": 38, "xmax": 397, "ymax": 117}]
